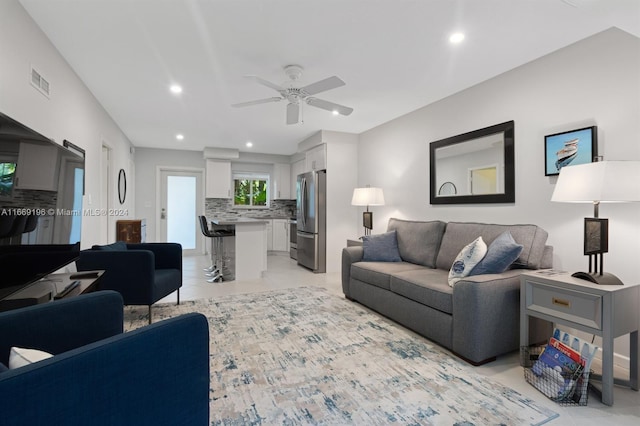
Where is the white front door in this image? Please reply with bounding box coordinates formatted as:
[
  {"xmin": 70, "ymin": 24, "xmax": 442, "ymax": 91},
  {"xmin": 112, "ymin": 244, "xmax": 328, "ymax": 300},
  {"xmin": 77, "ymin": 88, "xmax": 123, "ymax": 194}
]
[{"xmin": 159, "ymin": 169, "xmax": 203, "ymax": 255}]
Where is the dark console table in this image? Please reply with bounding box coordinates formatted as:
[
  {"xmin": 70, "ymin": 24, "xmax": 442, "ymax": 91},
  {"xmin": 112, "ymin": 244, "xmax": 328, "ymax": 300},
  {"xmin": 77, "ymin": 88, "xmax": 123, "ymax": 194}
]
[{"xmin": 0, "ymin": 270, "xmax": 103, "ymax": 313}]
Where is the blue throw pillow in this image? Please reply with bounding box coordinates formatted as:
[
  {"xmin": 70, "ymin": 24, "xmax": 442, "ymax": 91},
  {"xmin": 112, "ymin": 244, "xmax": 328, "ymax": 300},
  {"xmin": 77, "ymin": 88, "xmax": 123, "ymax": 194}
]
[
  {"xmin": 0, "ymin": 362, "xmax": 8, "ymax": 373},
  {"xmin": 362, "ymin": 230, "xmax": 402, "ymax": 262},
  {"xmin": 470, "ymin": 231, "xmax": 523, "ymax": 275},
  {"xmin": 92, "ymin": 241, "xmax": 128, "ymax": 251}
]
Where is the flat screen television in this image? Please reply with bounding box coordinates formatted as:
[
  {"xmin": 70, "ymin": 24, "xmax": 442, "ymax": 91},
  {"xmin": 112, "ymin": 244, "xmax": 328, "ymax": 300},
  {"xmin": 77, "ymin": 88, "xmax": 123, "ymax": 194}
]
[{"xmin": 0, "ymin": 111, "xmax": 85, "ymax": 300}]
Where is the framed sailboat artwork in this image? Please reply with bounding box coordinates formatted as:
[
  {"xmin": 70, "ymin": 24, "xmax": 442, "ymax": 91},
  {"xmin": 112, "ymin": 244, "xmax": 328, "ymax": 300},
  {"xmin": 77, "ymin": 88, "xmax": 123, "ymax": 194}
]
[{"xmin": 544, "ymin": 126, "xmax": 598, "ymax": 176}]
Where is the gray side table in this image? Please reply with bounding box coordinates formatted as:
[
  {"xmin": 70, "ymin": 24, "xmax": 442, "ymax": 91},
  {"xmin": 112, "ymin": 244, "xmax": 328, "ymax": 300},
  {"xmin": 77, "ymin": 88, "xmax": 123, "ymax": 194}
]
[{"xmin": 520, "ymin": 270, "xmax": 639, "ymax": 406}]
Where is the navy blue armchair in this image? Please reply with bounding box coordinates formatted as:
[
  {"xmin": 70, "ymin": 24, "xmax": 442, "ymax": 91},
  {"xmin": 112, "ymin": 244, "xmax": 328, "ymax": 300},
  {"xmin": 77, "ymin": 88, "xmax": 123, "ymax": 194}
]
[
  {"xmin": 0, "ymin": 291, "xmax": 210, "ymax": 425},
  {"xmin": 76, "ymin": 242, "xmax": 182, "ymax": 323}
]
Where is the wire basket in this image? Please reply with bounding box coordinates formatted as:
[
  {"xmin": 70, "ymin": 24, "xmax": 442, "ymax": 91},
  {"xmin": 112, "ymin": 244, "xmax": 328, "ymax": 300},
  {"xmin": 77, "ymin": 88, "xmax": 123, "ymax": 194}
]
[{"xmin": 521, "ymin": 345, "xmax": 590, "ymax": 406}]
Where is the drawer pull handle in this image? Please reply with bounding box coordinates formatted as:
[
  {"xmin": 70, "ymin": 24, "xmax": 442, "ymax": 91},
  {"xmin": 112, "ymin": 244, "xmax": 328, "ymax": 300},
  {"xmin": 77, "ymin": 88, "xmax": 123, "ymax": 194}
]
[{"xmin": 552, "ymin": 297, "xmax": 571, "ymax": 308}]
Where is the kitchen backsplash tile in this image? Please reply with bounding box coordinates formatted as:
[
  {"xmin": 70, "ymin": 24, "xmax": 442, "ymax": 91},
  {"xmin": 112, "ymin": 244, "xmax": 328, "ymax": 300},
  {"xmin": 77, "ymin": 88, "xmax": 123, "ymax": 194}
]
[{"xmin": 205, "ymin": 198, "xmax": 296, "ymax": 220}]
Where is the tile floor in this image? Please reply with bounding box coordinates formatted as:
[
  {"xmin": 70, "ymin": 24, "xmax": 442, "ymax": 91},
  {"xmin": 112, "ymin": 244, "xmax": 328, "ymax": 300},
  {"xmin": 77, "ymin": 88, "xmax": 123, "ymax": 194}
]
[{"xmin": 164, "ymin": 252, "xmax": 640, "ymax": 425}]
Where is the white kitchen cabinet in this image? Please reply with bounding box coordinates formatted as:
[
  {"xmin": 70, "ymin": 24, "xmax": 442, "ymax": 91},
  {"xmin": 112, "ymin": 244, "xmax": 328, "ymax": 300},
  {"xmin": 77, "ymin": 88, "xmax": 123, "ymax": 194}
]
[
  {"xmin": 205, "ymin": 160, "xmax": 231, "ymax": 198},
  {"xmin": 272, "ymin": 219, "xmax": 289, "ymax": 251},
  {"xmin": 272, "ymin": 163, "xmax": 291, "ymax": 199},
  {"xmin": 305, "ymin": 144, "xmax": 326, "ymax": 172},
  {"xmin": 15, "ymin": 141, "xmax": 60, "ymax": 191},
  {"xmin": 290, "ymin": 159, "xmax": 305, "ymax": 191},
  {"xmin": 266, "ymin": 219, "xmax": 273, "ymax": 251}
]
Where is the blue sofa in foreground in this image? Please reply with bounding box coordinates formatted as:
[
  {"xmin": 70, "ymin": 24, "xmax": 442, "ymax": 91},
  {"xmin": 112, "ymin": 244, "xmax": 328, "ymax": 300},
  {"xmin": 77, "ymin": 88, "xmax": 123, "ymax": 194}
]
[{"xmin": 0, "ymin": 291, "xmax": 209, "ymax": 425}]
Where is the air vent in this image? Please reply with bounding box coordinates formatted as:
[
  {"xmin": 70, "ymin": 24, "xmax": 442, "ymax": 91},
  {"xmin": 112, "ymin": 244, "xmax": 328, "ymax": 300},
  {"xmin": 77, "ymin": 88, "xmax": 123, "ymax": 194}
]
[{"xmin": 30, "ymin": 66, "xmax": 50, "ymax": 98}]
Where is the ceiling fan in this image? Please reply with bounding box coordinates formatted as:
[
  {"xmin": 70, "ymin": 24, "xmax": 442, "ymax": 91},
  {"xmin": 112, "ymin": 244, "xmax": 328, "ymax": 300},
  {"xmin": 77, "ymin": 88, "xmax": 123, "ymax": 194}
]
[{"xmin": 231, "ymin": 65, "xmax": 353, "ymax": 125}]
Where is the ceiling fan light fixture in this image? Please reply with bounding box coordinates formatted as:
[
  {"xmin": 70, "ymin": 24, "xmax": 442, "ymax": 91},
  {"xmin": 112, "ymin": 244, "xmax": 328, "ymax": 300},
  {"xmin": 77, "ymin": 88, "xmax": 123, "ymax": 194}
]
[
  {"xmin": 449, "ymin": 32, "xmax": 465, "ymax": 44},
  {"xmin": 232, "ymin": 65, "xmax": 353, "ymax": 125}
]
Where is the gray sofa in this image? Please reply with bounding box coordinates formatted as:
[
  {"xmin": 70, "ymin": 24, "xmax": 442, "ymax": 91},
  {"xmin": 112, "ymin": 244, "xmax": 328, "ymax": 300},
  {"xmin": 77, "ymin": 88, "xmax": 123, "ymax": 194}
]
[{"xmin": 342, "ymin": 218, "xmax": 553, "ymax": 365}]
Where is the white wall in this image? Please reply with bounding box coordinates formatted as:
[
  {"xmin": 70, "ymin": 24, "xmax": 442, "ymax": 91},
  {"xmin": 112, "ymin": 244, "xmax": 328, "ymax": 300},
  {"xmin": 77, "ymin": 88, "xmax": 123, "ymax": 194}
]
[
  {"xmin": 0, "ymin": 0, "xmax": 135, "ymax": 247},
  {"xmin": 134, "ymin": 148, "xmax": 205, "ymax": 242},
  {"xmin": 324, "ymin": 131, "xmax": 359, "ymax": 273},
  {"xmin": 357, "ymin": 28, "xmax": 640, "ymax": 364}
]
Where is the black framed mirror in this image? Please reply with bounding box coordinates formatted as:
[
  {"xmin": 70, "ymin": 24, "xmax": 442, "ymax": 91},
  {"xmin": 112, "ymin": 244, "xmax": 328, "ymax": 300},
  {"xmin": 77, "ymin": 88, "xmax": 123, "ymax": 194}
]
[
  {"xmin": 118, "ymin": 169, "xmax": 126, "ymax": 204},
  {"xmin": 429, "ymin": 120, "xmax": 515, "ymax": 204}
]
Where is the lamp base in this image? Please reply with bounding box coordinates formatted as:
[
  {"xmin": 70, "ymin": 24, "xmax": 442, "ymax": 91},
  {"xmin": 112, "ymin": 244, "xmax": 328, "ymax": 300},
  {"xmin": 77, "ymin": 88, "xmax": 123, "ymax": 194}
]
[{"xmin": 571, "ymin": 271, "xmax": 624, "ymax": 285}]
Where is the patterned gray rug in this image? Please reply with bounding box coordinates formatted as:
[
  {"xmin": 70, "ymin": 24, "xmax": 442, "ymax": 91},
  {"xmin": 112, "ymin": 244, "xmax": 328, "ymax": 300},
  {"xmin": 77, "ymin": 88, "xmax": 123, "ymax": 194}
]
[{"xmin": 124, "ymin": 287, "xmax": 558, "ymax": 425}]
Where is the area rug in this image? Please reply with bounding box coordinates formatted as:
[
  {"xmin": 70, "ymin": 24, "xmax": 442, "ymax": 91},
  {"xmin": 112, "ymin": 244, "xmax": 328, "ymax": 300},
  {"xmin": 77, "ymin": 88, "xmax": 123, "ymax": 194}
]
[{"xmin": 124, "ymin": 287, "xmax": 559, "ymax": 425}]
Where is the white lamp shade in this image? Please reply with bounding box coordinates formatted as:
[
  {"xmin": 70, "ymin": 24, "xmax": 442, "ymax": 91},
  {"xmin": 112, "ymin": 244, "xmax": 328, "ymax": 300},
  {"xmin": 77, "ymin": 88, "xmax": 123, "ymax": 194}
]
[
  {"xmin": 551, "ymin": 161, "xmax": 640, "ymax": 203},
  {"xmin": 351, "ymin": 187, "xmax": 385, "ymax": 206}
]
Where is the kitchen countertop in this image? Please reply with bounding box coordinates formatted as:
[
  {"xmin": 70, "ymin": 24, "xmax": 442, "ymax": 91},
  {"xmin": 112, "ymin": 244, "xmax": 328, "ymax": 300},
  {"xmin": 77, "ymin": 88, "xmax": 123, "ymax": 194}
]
[
  {"xmin": 211, "ymin": 218, "xmax": 269, "ymax": 225},
  {"xmin": 248, "ymin": 216, "xmax": 295, "ymax": 220}
]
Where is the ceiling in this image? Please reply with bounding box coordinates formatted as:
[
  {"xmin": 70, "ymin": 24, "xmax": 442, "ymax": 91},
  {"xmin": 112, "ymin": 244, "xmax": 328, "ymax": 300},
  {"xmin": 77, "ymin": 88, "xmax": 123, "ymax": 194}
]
[{"xmin": 19, "ymin": 0, "xmax": 640, "ymax": 156}]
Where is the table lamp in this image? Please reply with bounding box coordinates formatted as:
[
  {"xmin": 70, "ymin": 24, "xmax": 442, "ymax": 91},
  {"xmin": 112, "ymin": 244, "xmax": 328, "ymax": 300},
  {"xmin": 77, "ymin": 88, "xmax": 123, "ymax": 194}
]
[
  {"xmin": 551, "ymin": 160, "xmax": 640, "ymax": 285},
  {"xmin": 352, "ymin": 187, "xmax": 385, "ymax": 236}
]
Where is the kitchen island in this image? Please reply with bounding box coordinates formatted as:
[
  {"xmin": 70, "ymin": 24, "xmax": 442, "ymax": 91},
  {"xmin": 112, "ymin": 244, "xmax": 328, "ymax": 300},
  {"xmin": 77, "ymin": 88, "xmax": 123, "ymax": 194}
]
[{"xmin": 211, "ymin": 218, "xmax": 268, "ymax": 281}]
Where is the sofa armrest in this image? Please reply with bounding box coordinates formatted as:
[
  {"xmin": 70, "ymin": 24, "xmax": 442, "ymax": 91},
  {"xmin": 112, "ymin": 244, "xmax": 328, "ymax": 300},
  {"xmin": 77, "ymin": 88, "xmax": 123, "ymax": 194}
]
[
  {"xmin": 451, "ymin": 270, "xmax": 524, "ymax": 363},
  {"xmin": 0, "ymin": 313, "xmax": 209, "ymax": 426},
  {"xmin": 341, "ymin": 246, "xmax": 363, "ymax": 298},
  {"xmin": 128, "ymin": 243, "xmax": 182, "ymax": 271},
  {"xmin": 0, "ymin": 291, "xmax": 123, "ymax": 365},
  {"xmin": 76, "ymin": 250, "xmax": 156, "ymax": 302},
  {"xmin": 541, "ymin": 245, "xmax": 553, "ymax": 269}
]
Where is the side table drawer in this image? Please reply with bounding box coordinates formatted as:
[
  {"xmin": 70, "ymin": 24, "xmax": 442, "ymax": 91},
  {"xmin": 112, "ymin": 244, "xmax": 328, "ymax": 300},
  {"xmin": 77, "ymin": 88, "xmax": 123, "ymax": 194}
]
[{"xmin": 525, "ymin": 280, "xmax": 602, "ymax": 329}]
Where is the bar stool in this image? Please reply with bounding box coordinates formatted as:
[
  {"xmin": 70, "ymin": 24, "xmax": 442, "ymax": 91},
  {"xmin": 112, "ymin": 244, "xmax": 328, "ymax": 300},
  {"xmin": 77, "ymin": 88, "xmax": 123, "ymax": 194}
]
[{"xmin": 198, "ymin": 215, "xmax": 222, "ymax": 282}]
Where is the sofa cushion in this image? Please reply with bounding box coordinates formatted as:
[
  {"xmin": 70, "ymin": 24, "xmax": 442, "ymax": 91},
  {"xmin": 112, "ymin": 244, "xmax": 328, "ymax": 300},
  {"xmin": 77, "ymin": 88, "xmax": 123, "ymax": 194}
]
[
  {"xmin": 92, "ymin": 241, "xmax": 127, "ymax": 251},
  {"xmin": 351, "ymin": 262, "xmax": 426, "ymax": 290},
  {"xmin": 0, "ymin": 362, "xmax": 7, "ymax": 373},
  {"xmin": 436, "ymin": 222, "xmax": 549, "ymax": 271},
  {"xmin": 387, "ymin": 218, "xmax": 446, "ymax": 268},
  {"xmin": 9, "ymin": 347, "xmax": 53, "ymax": 369},
  {"xmin": 390, "ymin": 269, "xmax": 453, "ymax": 314},
  {"xmin": 448, "ymin": 237, "xmax": 487, "ymax": 286},
  {"xmin": 362, "ymin": 231, "xmax": 402, "ymax": 262},
  {"xmin": 470, "ymin": 231, "xmax": 523, "ymax": 276}
]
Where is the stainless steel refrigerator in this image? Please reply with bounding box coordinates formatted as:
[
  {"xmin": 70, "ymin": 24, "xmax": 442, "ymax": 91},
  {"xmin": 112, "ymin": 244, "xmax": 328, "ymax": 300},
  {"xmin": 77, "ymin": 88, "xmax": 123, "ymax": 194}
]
[{"xmin": 296, "ymin": 170, "xmax": 326, "ymax": 273}]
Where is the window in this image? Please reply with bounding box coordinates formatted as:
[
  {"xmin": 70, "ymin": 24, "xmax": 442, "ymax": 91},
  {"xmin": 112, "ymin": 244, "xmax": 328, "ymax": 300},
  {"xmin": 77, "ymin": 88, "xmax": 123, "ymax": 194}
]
[
  {"xmin": 233, "ymin": 172, "xmax": 269, "ymax": 207},
  {"xmin": 0, "ymin": 157, "xmax": 17, "ymax": 198}
]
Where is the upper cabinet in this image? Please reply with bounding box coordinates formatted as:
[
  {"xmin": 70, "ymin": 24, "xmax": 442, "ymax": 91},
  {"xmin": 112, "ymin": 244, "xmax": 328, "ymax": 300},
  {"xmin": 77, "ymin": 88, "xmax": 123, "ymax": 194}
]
[
  {"xmin": 15, "ymin": 141, "xmax": 60, "ymax": 191},
  {"xmin": 290, "ymin": 159, "xmax": 305, "ymax": 191},
  {"xmin": 305, "ymin": 144, "xmax": 326, "ymax": 172},
  {"xmin": 205, "ymin": 160, "xmax": 232, "ymax": 198},
  {"xmin": 272, "ymin": 163, "xmax": 292, "ymax": 200}
]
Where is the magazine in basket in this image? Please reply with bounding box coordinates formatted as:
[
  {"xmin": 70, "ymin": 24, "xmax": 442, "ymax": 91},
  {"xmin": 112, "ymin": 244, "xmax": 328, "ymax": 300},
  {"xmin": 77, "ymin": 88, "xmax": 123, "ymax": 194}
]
[{"xmin": 527, "ymin": 328, "xmax": 599, "ymax": 405}]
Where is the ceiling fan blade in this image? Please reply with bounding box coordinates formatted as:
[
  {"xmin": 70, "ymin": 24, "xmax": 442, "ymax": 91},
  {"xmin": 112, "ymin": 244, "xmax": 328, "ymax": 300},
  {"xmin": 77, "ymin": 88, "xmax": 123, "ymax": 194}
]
[
  {"xmin": 301, "ymin": 76, "xmax": 345, "ymax": 96},
  {"xmin": 306, "ymin": 98, "xmax": 353, "ymax": 116},
  {"xmin": 246, "ymin": 75, "xmax": 285, "ymax": 92},
  {"xmin": 286, "ymin": 103, "xmax": 300, "ymax": 125},
  {"xmin": 231, "ymin": 97, "xmax": 282, "ymax": 108}
]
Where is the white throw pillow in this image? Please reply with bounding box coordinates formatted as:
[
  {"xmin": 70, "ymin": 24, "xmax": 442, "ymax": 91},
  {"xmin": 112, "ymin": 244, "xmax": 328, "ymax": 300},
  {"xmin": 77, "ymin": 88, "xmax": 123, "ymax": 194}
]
[
  {"xmin": 448, "ymin": 237, "xmax": 488, "ymax": 287},
  {"xmin": 9, "ymin": 347, "xmax": 53, "ymax": 369}
]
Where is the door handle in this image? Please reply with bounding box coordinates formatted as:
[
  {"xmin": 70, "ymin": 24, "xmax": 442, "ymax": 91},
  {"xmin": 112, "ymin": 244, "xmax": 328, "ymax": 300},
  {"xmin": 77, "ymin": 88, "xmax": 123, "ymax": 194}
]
[{"xmin": 161, "ymin": 208, "xmax": 166, "ymax": 219}]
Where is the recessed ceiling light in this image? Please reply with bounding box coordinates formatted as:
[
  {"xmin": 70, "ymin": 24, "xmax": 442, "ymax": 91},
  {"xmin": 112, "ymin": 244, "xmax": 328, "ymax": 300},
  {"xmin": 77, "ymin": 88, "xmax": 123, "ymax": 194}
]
[
  {"xmin": 170, "ymin": 84, "xmax": 183, "ymax": 94},
  {"xmin": 332, "ymin": 110, "xmax": 339, "ymax": 116},
  {"xmin": 246, "ymin": 141, "xmax": 253, "ymax": 148},
  {"xmin": 449, "ymin": 32, "xmax": 465, "ymax": 44},
  {"xmin": 176, "ymin": 134, "xmax": 184, "ymax": 140}
]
